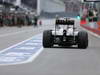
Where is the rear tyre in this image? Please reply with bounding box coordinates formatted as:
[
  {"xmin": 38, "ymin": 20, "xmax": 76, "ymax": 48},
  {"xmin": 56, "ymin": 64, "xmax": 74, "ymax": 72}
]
[
  {"xmin": 78, "ymin": 31, "xmax": 88, "ymax": 49},
  {"xmin": 43, "ymin": 30, "xmax": 54, "ymax": 48}
]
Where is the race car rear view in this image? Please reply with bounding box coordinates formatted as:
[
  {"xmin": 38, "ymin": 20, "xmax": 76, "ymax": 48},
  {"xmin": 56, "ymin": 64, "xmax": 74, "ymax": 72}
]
[{"xmin": 43, "ymin": 17, "xmax": 88, "ymax": 49}]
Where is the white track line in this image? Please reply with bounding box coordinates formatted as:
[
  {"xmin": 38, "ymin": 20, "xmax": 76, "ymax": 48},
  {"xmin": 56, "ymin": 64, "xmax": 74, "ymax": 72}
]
[
  {"xmin": 0, "ymin": 36, "xmax": 34, "ymax": 53},
  {"xmin": 0, "ymin": 34, "xmax": 43, "ymax": 66},
  {"xmin": 0, "ymin": 34, "xmax": 42, "ymax": 53},
  {"xmin": 0, "ymin": 47, "xmax": 43, "ymax": 66}
]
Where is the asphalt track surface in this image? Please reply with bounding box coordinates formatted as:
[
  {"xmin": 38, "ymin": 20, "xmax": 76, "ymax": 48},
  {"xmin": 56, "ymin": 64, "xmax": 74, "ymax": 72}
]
[{"xmin": 0, "ymin": 19, "xmax": 100, "ymax": 75}]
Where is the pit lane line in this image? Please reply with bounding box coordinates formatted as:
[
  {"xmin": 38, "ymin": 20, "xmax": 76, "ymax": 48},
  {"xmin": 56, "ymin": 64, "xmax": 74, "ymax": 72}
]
[{"xmin": 0, "ymin": 34, "xmax": 43, "ymax": 66}]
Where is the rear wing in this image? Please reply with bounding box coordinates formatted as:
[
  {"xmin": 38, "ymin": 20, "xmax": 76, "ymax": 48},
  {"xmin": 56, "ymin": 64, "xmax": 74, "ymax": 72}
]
[{"xmin": 56, "ymin": 19, "xmax": 75, "ymax": 25}]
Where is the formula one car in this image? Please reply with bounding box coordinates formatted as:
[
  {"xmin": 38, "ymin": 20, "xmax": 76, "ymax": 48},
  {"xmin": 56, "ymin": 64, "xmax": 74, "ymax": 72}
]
[{"xmin": 43, "ymin": 17, "xmax": 88, "ymax": 49}]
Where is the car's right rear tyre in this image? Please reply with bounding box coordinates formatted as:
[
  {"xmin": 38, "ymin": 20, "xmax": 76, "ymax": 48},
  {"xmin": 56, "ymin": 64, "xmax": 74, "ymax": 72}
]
[
  {"xmin": 78, "ymin": 31, "xmax": 88, "ymax": 49},
  {"xmin": 43, "ymin": 30, "xmax": 54, "ymax": 48}
]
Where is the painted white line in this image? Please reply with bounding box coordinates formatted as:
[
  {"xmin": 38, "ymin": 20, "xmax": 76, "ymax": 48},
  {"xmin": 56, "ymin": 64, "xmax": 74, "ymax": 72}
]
[
  {"xmin": 0, "ymin": 34, "xmax": 43, "ymax": 66},
  {"xmin": 16, "ymin": 47, "xmax": 36, "ymax": 50},
  {"xmin": 82, "ymin": 27, "xmax": 100, "ymax": 38},
  {"xmin": 0, "ymin": 34, "xmax": 42, "ymax": 53},
  {"xmin": 0, "ymin": 30, "xmax": 33, "ymax": 38},
  {"xmin": 25, "ymin": 43, "xmax": 38, "ymax": 45},
  {"xmin": 21, "ymin": 47, "xmax": 43, "ymax": 65},
  {"xmin": 0, "ymin": 47, "xmax": 43, "ymax": 66}
]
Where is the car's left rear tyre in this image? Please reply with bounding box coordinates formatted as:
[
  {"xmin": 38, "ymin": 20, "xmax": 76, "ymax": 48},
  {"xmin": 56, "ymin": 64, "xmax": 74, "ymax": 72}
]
[{"xmin": 43, "ymin": 30, "xmax": 54, "ymax": 48}]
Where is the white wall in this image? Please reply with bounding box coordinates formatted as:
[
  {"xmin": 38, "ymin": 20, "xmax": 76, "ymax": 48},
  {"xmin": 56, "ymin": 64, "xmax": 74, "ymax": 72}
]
[
  {"xmin": 37, "ymin": 0, "xmax": 66, "ymax": 15},
  {"xmin": 16, "ymin": 0, "xmax": 21, "ymax": 6}
]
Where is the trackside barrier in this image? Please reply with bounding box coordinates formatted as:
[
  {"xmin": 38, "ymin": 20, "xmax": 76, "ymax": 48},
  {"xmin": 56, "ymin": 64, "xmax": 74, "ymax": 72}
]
[
  {"xmin": 97, "ymin": 21, "xmax": 100, "ymax": 30},
  {"xmin": 80, "ymin": 20, "xmax": 100, "ymax": 35}
]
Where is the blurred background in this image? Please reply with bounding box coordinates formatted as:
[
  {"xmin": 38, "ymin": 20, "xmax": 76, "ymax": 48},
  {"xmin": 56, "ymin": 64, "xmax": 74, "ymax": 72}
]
[{"xmin": 0, "ymin": 0, "xmax": 99, "ymax": 27}]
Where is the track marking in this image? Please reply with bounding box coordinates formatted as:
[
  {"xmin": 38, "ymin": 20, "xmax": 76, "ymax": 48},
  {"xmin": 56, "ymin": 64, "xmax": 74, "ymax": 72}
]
[{"xmin": 0, "ymin": 34, "xmax": 43, "ymax": 66}]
